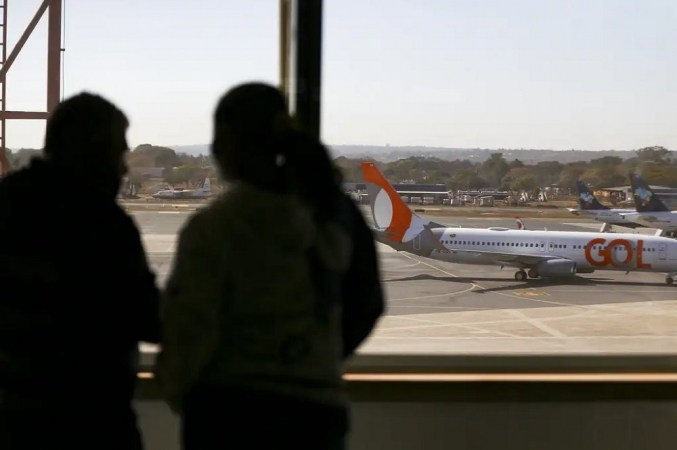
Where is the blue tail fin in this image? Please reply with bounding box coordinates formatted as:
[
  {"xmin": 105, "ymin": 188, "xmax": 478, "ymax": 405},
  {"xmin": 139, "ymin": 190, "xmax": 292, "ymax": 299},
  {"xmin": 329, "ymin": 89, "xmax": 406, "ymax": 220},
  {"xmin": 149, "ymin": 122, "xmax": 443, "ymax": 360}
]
[
  {"xmin": 628, "ymin": 172, "xmax": 669, "ymax": 212},
  {"xmin": 576, "ymin": 180, "xmax": 609, "ymax": 210}
]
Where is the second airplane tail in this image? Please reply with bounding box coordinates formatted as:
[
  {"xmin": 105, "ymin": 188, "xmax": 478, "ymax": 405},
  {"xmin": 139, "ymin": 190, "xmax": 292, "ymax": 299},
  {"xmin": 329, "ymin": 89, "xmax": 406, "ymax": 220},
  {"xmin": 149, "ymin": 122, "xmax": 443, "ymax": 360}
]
[{"xmin": 629, "ymin": 172, "xmax": 669, "ymax": 212}]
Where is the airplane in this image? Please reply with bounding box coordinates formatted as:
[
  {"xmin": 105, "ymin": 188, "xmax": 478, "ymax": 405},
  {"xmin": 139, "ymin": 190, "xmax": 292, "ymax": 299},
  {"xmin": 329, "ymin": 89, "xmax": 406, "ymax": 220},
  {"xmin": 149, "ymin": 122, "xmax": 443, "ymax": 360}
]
[
  {"xmin": 515, "ymin": 216, "xmax": 548, "ymax": 231},
  {"xmin": 566, "ymin": 180, "xmax": 644, "ymax": 232},
  {"xmin": 361, "ymin": 162, "xmax": 677, "ymax": 284},
  {"xmin": 516, "ymin": 217, "xmax": 526, "ymax": 230},
  {"xmin": 619, "ymin": 173, "xmax": 677, "ymax": 236},
  {"xmin": 152, "ymin": 177, "xmax": 212, "ymax": 199}
]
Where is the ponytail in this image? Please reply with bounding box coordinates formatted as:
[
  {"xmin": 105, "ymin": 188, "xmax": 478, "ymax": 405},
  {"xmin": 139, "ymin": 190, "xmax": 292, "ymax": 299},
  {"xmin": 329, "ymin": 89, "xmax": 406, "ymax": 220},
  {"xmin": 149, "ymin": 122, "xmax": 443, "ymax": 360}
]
[
  {"xmin": 213, "ymin": 82, "xmax": 346, "ymax": 222},
  {"xmin": 270, "ymin": 113, "xmax": 344, "ymax": 222}
]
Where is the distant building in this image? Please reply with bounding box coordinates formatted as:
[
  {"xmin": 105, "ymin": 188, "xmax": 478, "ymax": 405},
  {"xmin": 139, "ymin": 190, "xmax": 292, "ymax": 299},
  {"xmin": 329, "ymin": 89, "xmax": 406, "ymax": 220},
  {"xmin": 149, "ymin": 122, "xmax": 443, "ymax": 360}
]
[
  {"xmin": 595, "ymin": 185, "xmax": 677, "ymax": 205},
  {"xmin": 455, "ymin": 189, "xmax": 512, "ymax": 200},
  {"xmin": 343, "ymin": 182, "xmax": 450, "ymax": 204}
]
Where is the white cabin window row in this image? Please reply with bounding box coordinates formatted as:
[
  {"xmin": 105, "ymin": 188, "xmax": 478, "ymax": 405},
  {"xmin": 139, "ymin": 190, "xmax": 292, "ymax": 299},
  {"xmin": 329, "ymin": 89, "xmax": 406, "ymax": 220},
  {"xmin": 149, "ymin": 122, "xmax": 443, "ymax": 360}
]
[{"xmin": 439, "ymin": 240, "xmax": 658, "ymax": 252}]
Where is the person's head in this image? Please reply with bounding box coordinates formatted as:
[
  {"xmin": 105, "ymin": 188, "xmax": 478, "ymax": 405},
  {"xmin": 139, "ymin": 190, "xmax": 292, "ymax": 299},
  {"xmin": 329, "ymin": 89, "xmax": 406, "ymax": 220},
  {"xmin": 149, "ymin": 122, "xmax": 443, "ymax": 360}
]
[
  {"xmin": 43, "ymin": 92, "xmax": 129, "ymax": 197},
  {"xmin": 212, "ymin": 82, "xmax": 290, "ymax": 183},
  {"xmin": 212, "ymin": 82, "xmax": 343, "ymax": 218}
]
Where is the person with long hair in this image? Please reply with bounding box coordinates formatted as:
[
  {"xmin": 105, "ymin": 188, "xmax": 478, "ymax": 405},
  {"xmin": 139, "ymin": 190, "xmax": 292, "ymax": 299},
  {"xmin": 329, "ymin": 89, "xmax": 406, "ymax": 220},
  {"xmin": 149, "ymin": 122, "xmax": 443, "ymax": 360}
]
[{"xmin": 155, "ymin": 82, "xmax": 384, "ymax": 449}]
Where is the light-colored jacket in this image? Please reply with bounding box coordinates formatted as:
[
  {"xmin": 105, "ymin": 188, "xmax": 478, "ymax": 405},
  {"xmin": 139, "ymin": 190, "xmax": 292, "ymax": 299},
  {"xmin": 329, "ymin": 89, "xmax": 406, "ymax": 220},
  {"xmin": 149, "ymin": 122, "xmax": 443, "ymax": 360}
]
[{"xmin": 154, "ymin": 181, "xmax": 353, "ymax": 411}]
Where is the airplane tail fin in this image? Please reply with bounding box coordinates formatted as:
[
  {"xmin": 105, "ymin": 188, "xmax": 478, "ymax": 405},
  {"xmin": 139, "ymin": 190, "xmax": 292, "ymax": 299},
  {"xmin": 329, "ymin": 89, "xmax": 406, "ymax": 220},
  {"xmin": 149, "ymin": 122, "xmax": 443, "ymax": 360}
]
[
  {"xmin": 360, "ymin": 162, "xmax": 443, "ymax": 244},
  {"xmin": 576, "ymin": 180, "xmax": 609, "ymax": 210},
  {"xmin": 202, "ymin": 177, "xmax": 211, "ymax": 192},
  {"xmin": 515, "ymin": 216, "xmax": 526, "ymax": 230},
  {"xmin": 628, "ymin": 172, "xmax": 669, "ymax": 212}
]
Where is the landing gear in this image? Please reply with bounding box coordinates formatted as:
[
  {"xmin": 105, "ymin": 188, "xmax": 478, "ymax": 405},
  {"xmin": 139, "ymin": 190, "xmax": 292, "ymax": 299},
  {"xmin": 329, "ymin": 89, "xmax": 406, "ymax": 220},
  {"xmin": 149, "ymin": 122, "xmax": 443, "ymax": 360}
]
[
  {"xmin": 667, "ymin": 277, "xmax": 674, "ymax": 285},
  {"xmin": 528, "ymin": 269, "xmax": 539, "ymax": 278},
  {"xmin": 514, "ymin": 270, "xmax": 527, "ymax": 281}
]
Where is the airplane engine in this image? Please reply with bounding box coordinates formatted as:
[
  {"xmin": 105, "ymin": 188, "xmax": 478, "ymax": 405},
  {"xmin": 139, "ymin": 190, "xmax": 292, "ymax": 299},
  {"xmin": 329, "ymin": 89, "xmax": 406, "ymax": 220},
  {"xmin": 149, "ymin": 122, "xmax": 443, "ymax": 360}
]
[{"xmin": 536, "ymin": 259, "xmax": 577, "ymax": 278}]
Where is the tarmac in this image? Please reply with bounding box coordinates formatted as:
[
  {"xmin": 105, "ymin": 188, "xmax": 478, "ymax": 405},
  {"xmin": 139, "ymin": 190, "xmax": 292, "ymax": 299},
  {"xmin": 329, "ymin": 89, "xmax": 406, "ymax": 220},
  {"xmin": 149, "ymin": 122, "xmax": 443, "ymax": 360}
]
[{"xmin": 131, "ymin": 205, "xmax": 677, "ymax": 357}]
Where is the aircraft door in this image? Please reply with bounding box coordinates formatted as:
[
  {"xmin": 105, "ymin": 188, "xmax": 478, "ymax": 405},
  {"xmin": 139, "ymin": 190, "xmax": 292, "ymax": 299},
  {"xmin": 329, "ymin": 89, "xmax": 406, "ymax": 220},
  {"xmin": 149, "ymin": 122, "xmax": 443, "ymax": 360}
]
[
  {"xmin": 539, "ymin": 241, "xmax": 545, "ymax": 252},
  {"xmin": 668, "ymin": 242, "xmax": 677, "ymax": 261},
  {"xmin": 548, "ymin": 242, "xmax": 555, "ymax": 252},
  {"xmin": 413, "ymin": 233, "xmax": 421, "ymax": 251},
  {"xmin": 659, "ymin": 243, "xmax": 667, "ymax": 260}
]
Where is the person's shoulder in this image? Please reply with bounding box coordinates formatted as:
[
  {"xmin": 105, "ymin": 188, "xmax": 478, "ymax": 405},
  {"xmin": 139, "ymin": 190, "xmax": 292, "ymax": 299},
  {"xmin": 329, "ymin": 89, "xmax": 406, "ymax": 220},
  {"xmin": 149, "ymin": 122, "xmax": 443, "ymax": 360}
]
[{"xmin": 176, "ymin": 193, "xmax": 233, "ymax": 242}]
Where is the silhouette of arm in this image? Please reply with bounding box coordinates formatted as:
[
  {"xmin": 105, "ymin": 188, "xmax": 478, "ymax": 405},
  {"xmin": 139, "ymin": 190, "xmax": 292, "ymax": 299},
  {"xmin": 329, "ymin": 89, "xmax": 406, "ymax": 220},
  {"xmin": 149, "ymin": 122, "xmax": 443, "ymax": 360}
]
[
  {"xmin": 341, "ymin": 201, "xmax": 385, "ymax": 359},
  {"xmin": 155, "ymin": 213, "xmax": 221, "ymax": 410}
]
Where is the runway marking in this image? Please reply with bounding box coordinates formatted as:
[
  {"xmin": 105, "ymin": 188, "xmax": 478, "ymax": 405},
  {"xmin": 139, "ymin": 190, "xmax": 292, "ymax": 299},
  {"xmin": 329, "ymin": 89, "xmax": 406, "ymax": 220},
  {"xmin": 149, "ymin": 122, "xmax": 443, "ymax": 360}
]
[
  {"xmin": 381, "ymin": 261, "xmax": 422, "ymax": 271},
  {"xmin": 384, "ymin": 249, "xmax": 677, "ymax": 330},
  {"xmin": 512, "ymin": 289, "xmax": 550, "ymax": 297},
  {"xmin": 543, "ymin": 289, "xmax": 673, "ymax": 294},
  {"xmin": 505, "ymin": 309, "xmax": 567, "ymax": 338},
  {"xmin": 396, "ymin": 252, "xmax": 576, "ymax": 309},
  {"xmin": 387, "ymin": 305, "xmax": 492, "ymax": 310},
  {"xmin": 389, "ymin": 286, "xmax": 477, "ymax": 302},
  {"xmin": 367, "ymin": 336, "xmax": 677, "ymax": 340},
  {"xmin": 158, "ymin": 211, "xmax": 181, "ymax": 214},
  {"xmin": 377, "ymin": 322, "xmax": 522, "ymax": 338}
]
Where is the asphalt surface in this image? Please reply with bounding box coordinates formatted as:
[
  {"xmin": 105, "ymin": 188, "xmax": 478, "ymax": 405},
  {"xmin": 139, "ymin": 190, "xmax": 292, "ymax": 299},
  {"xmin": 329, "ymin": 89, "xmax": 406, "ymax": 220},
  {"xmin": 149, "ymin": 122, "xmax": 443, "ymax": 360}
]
[{"xmin": 132, "ymin": 207, "xmax": 677, "ymax": 355}]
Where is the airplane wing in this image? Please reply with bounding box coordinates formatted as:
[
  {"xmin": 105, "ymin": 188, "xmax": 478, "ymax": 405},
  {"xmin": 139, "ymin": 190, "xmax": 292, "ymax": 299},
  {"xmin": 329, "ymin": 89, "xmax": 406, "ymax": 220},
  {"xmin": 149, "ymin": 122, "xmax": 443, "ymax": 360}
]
[
  {"xmin": 175, "ymin": 190, "xmax": 195, "ymax": 198},
  {"xmin": 444, "ymin": 248, "xmax": 568, "ymax": 266}
]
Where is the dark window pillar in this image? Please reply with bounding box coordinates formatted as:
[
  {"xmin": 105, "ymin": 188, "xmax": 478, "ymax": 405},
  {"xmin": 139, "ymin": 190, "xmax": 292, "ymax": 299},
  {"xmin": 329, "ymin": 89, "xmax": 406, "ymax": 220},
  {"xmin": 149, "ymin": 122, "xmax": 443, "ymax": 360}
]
[{"xmin": 288, "ymin": 0, "xmax": 323, "ymax": 139}]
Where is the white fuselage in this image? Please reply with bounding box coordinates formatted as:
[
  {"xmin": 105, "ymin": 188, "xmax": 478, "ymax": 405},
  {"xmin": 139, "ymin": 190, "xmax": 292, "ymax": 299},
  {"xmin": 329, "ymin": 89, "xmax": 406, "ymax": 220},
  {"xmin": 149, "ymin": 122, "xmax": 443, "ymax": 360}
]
[
  {"xmin": 152, "ymin": 189, "xmax": 211, "ymax": 199},
  {"xmin": 620, "ymin": 211, "xmax": 677, "ymax": 232},
  {"xmin": 569, "ymin": 208, "xmax": 640, "ymax": 227},
  {"xmin": 424, "ymin": 228, "xmax": 677, "ymax": 274}
]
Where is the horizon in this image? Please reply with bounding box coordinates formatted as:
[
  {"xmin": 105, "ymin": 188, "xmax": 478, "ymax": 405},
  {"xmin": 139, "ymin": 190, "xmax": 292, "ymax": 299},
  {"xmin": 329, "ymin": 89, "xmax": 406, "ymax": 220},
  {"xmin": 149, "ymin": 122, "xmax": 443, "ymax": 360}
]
[
  {"xmin": 6, "ymin": 143, "xmax": 672, "ymax": 156},
  {"xmin": 5, "ymin": 1, "xmax": 676, "ymax": 150}
]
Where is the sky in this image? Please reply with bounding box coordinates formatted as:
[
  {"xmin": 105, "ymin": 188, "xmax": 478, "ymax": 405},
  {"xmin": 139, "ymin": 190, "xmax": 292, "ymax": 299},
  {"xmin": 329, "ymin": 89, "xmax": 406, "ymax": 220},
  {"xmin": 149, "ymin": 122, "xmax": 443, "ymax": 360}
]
[{"xmin": 5, "ymin": 0, "xmax": 677, "ymax": 151}]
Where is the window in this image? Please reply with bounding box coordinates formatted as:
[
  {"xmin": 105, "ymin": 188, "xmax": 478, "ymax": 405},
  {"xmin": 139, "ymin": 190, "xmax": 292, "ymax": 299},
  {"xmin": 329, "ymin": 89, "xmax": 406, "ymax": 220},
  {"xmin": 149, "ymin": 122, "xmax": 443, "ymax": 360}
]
[{"xmin": 321, "ymin": 0, "xmax": 676, "ymax": 365}]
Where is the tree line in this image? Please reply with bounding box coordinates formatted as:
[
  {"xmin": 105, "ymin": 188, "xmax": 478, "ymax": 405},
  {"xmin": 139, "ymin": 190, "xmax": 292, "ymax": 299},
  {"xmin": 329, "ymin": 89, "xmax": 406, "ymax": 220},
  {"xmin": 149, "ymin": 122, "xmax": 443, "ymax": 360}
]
[
  {"xmin": 334, "ymin": 146, "xmax": 676, "ymax": 191},
  {"xmin": 5, "ymin": 144, "xmax": 674, "ymax": 193},
  {"xmin": 5, "ymin": 144, "xmax": 218, "ymax": 189}
]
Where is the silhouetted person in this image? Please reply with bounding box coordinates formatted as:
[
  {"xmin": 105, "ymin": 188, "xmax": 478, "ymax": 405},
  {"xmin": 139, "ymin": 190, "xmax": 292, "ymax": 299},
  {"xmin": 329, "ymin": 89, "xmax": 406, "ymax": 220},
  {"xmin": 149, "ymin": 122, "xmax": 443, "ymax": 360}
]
[
  {"xmin": 0, "ymin": 93, "xmax": 161, "ymax": 450},
  {"xmin": 155, "ymin": 83, "xmax": 384, "ymax": 449}
]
